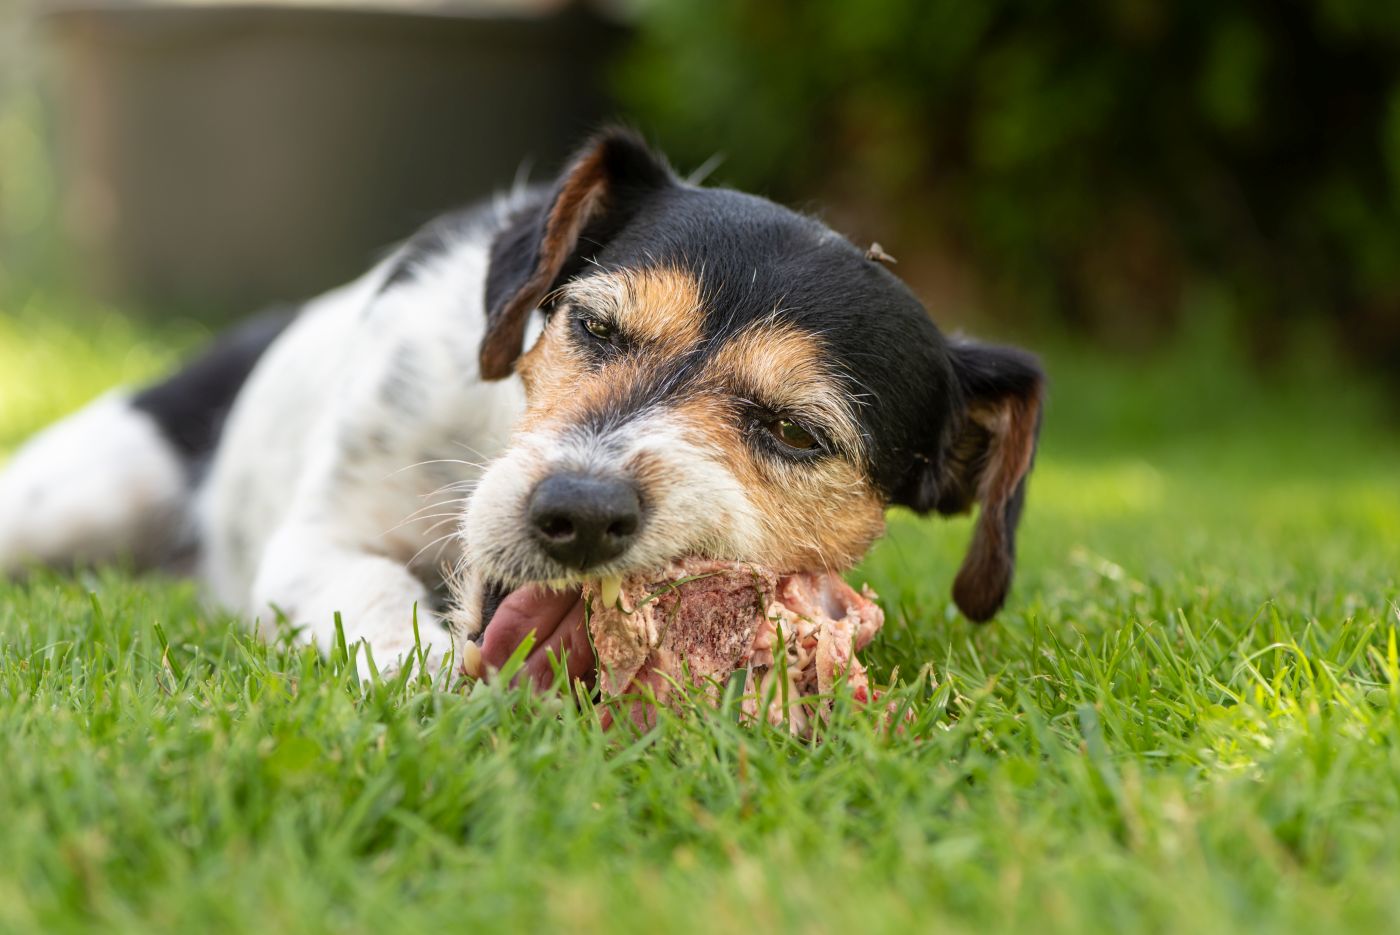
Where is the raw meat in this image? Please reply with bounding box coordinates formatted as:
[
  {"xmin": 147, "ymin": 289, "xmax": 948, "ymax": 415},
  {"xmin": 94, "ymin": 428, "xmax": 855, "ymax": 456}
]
[{"xmin": 585, "ymin": 559, "xmax": 885, "ymax": 736}]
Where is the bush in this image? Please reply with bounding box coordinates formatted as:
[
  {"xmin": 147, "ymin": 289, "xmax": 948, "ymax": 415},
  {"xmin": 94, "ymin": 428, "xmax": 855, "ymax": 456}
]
[{"xmin": 619, "ymin": 0, "xmax": 1400, "ymax": 366}]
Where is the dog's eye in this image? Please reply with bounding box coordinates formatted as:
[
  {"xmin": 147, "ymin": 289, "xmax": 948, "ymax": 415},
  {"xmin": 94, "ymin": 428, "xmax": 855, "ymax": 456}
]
[
  {"xmin": 767, "ymin": 418, "xmax": 819, "ymax": 451},
  {"xmin": 581, "ymin": 317, "xmax": 615, "ymax": 342}
]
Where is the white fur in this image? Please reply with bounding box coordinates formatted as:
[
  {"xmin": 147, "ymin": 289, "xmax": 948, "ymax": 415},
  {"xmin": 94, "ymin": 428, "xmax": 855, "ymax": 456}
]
[
  {"xmin": 198, "ymin": 210, "xmax": 526, "ymax": 673},
  {"xmin": 0, "ymin": 394, "xmax": 188, "ymax": 573}
]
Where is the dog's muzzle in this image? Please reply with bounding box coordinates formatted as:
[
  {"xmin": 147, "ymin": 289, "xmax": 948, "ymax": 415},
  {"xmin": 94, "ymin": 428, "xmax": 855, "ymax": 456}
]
[{"xmin": 470, "ymin": 471, "xmax": 643, "ymax": 645}]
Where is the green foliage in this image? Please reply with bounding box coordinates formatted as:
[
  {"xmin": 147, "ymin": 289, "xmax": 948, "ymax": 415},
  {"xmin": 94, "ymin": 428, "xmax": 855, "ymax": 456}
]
[
  {"xmin": 619, "ymin": 0, "xmax": 1400, "ymax": 362},
  {"xmin": 0, "ymin": 298, "xmax": 204, "ymax": 451},
  {"xmin": 0, "ymin": 2, "xmax": 58, "ymax": 298},
  {"xmin": 2, "ymin": 308, "xmax": 1399, "ymax": 932}
]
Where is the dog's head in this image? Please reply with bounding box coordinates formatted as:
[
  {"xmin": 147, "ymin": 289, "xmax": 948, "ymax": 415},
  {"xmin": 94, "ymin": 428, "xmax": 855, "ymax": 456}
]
[{"xmin": 457, "ymin": 129, "xmax": 1043, "ymax": 638}]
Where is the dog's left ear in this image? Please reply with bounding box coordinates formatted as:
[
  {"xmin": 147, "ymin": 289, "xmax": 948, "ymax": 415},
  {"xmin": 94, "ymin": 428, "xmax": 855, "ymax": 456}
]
[
  {"xmin": 898, "ymin": 342, "xmax": 1045, "ymax": 622},
  {"xmin": 479, "ymin": 129, "xmax": 675, "ymax": 379},
  {"xmin": 942, "ymin": 343, "xmax": 1044, "ymax": 621}
]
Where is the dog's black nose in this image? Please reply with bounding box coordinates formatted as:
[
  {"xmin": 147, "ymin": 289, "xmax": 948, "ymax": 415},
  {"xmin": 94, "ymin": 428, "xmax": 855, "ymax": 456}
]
[{"xmin": 527, "ymin": 473, "xmax": 642, "ymax": 570}]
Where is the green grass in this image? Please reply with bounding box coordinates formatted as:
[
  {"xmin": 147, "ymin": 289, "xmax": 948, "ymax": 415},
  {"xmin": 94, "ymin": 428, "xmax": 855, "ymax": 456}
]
[{"xmin": 2, "ymin": 300, "xmax": 1399, "ymax": 933}]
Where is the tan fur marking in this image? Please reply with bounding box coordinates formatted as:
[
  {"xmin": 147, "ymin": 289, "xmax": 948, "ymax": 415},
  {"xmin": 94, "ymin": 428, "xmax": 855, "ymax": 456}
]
[
  {"xmin": 513, "ymin": 267, "xmax": 708, "ymax": 431},
  {"xmin": 511, "ymin": 298, "xmax": 883, "ymax": 574},
  {"xmin": 514, "ymin": 314, "xmax": 625, "ymax": 432},
  {"xmin": 705, "ymin": 322, "xmax": 866, "ymax": 459},
  {"xmin": 668, "ymin": 395, "xmax": 885, "ymax": 572},
  {"xmin": 563, "ymin": 268, "xmax": 706, "ymax": 353}
]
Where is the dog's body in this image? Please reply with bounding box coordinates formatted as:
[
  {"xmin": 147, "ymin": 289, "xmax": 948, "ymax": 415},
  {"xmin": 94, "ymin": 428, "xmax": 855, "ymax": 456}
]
[
  {"xmin": 0, "ymin": 131, "xmax": 1043, "ymax": 679},
  {"xmin": 3, "ymin": 196, "xmax": 526, "ymax": 667}
]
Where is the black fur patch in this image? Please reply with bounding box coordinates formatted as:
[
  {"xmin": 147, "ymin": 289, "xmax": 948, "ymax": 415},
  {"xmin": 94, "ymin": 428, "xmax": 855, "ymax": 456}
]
[{"xmin": 132, "ymin": 309, "xmax": 294, "ymax": 465}]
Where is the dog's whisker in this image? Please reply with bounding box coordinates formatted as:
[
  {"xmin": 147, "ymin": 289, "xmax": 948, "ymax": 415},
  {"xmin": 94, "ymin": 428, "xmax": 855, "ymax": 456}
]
[
  {"xmin": 395, "ymin": 510, "xmax": 463, "ymax": 528},
  {"xmin": 421, "ymin": 513, "xmax": 468, "ymax": 537},
  {"xmin": 417, "ymin": 482, "xmax": 476, "ymax": 500},
  {"xmin": 383, "ymin": 459, "xmax": 488, "ymax": 486},
  {"xmin": 386, "ymin": 494, "xmax": 473, "ymax": 530},
  {"xmin": 449, "ymin": 439, "xmax": 500, "ymax": 462},
  {"xmin": 403, "ymin": 491, "xmax": 471, "ymax": 512},
  {"xmin": 382, "ymin": 511, "xmax": 464, "ymax": 538},
  {"xmin": 407, "ymin": 531, "xmax": 465, "ymax": 569}
]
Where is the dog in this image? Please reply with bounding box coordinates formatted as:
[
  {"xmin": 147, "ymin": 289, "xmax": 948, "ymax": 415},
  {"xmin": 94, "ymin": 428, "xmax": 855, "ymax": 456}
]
[{"xmin": 0, "ymin": 129, "xmax": 1043, "ymax": 684}]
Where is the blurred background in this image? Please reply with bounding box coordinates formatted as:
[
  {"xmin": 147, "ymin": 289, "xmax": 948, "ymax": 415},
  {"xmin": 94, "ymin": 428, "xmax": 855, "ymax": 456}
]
[
  {"xmin": 0, "ymin": 0, "xmax": 1396, "ymax": 448},
  {"xmin": 4, "ymin": 0, "xmax": 1400, "ymax": 359}
]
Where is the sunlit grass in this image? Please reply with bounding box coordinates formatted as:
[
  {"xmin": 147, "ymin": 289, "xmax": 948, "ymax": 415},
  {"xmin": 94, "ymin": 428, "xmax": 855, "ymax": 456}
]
[
  {"xmin": 0, "ymin": 298, "xmax": 208, "ymax": 450},
  {"xmin": 1, "ymin": 302, "xmax": 1398, "ymax": 933}
]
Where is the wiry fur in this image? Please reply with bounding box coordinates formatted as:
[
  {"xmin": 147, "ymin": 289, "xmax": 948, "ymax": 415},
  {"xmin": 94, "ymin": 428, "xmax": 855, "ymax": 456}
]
[{"xmin": 0, "ymin": 129, "xmax": 1044, "ymax": 675}]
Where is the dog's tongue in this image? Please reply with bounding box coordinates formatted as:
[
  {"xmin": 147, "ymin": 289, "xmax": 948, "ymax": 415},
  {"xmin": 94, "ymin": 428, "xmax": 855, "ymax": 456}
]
[
  {"xmin": 474, "ymin": 584, "xmax": 585, "ymax": 673},
  {"xmin": 492, "ymin": 585, "xmax": 581, "ymax": 635}
]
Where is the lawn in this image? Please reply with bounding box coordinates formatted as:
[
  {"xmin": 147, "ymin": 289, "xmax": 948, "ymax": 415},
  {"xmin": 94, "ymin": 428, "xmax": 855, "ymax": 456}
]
[{"xmin": 1, "ymin": 300, "xmax": 1398, "ymax": 933}]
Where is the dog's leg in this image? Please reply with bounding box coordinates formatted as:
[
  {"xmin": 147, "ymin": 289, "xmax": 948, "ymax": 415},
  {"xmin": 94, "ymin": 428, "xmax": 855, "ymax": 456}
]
[
  {"xmin": 252, "ymin": 521, "xmax": 447, "ymax": 677},
  {"xmin": 236, "ymin": 336, "xmax": 502, "ymax": 678},
  {"xmin": 0, "ymin": 393, "xmax": 189, "ymax": 574}
]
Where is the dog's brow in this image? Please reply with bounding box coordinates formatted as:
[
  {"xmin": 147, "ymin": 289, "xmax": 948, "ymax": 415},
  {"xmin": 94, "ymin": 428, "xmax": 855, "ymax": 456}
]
[
  {"xmin": 561, "ymin": 268, "xmax": 706, "ymax": 351},
  {"xmin": 707, "ymin": 322, "xmax": 865, "ymax": 458}
]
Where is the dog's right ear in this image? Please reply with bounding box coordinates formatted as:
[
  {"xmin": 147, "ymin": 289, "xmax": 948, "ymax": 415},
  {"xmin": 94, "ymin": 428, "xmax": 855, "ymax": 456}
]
[{"xmin": 479, "ymin": 129, "xmax": 676, "ymax": 380}]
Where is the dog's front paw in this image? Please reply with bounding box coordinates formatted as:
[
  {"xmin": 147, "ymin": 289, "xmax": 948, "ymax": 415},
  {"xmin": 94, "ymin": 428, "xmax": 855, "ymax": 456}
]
[{"xmin": 253, "ymin": 528, "xmax": 452, "ymax": 681}]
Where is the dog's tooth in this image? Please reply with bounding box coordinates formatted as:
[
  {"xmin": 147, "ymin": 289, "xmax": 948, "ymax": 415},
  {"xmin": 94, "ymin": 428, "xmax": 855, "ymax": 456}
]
[
  {"xmin": 600, "ymin": 575, "xmax": 622, "ymax": 609},
  {"xmin": 460, "ymin": 640, "xmax": 484, "ymax": 679}
]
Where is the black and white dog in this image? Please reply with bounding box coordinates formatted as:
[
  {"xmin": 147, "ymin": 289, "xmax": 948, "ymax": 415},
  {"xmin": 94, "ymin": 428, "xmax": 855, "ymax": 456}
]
[{"xmin": 0, "ymin": 130, "xmax": 1043, "ymax": 682}]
